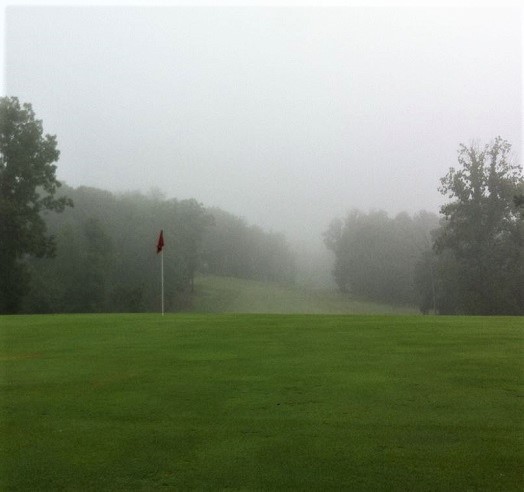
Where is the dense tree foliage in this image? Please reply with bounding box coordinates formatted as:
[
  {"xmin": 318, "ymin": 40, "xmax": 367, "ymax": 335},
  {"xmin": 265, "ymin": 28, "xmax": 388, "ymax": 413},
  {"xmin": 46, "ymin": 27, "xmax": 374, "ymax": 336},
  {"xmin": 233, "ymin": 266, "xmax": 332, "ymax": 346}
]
[
  {"xmin": 0, "ymin": 97, "xmax": 72, "ymax": 313},
  {"xmin": 7, "ymin": 99, "xmax": 519, "ymax": 316},
  {"xmin": 23, "ymin": 186, "xmax": 209, "ymax": 313},
  {"xmin": 326, "ymin": 139, "xmax": 522, "ymax": 315},
  {"xmin": 429, "ymin": 138, "xmax": 523, "ymax": 314},
  {"xmin": 201, "ymin": 207, "xmax": 296, "ymax": 283},
  {"xmin": 324, "ymin": 210, "xmax": 438, "ymax": 305},
  {"xmin": 21, "ymin": 185, "xmax": 296, "ymax": 313}
]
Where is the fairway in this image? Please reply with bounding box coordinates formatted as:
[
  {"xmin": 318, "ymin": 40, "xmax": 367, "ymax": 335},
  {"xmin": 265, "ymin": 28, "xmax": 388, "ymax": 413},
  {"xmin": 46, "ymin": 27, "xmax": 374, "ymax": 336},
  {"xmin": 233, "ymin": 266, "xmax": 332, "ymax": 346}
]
[
  {"xmin": 1, "ymin": 314, "xmax": 523, "ymax": 490},
  {"xmin": 191, "ymin": 276, "xmax": 418, "ymax": 314}
]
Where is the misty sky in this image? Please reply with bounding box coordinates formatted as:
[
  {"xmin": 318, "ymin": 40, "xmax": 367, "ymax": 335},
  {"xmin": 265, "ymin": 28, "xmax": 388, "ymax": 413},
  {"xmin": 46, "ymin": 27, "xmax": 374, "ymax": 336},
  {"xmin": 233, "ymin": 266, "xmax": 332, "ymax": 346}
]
[{"xmin": 4, "ymin": 6, "xmax": 522, "ymax": 246}]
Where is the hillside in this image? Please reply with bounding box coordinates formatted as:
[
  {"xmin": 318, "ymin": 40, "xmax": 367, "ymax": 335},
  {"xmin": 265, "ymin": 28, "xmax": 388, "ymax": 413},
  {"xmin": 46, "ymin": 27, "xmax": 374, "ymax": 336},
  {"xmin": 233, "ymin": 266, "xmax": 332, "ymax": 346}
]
[{"xmin": 189, "ymin": 275, "xmax": 418, "ymax": 314}]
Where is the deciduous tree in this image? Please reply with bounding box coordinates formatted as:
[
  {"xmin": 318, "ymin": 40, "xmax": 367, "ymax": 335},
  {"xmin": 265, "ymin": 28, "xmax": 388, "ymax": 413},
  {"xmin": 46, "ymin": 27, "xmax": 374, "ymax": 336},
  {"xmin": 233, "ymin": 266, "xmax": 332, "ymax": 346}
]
[
  {"xmin": 0, "ymin": 97, "xmax": 72, "ymax": 313},
  {"xmin": 433, "ymin": 137, "xmax": 523, "ymax": 314}
]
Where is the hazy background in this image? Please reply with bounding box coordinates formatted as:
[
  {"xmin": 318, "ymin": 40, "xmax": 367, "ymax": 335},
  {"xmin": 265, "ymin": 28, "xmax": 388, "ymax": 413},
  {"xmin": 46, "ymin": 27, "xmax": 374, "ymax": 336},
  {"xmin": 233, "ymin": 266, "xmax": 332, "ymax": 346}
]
[{"xmin": 4, "ymin": 5, "xmax": 522, "ymax": 249}]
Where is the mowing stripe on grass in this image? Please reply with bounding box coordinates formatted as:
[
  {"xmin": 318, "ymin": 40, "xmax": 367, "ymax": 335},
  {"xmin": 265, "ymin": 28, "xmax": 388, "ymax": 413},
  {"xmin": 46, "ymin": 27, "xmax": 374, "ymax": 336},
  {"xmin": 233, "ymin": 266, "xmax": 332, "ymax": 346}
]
[{"xmin": 1, "ymin": 314, "xmax": 522, "ymax": 490}]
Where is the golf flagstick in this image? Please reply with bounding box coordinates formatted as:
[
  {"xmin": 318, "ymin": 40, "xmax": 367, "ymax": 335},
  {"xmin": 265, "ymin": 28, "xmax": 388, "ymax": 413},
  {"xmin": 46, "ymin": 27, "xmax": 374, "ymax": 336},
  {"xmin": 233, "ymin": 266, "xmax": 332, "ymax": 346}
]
[{"xmin": 157, "ymin": 230, "xmax": 165, "ymax": 315}]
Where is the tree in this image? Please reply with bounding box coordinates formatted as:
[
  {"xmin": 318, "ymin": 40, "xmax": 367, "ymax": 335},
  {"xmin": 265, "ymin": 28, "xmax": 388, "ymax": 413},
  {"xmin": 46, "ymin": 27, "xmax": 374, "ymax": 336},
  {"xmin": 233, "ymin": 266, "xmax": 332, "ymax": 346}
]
[
  {"xmin": 200, "ymin": 206, "xmax": 296, "ymax": 284},
  {"xmin": 324, "ymin": 209, "xmax": 439, "ymax": 305},
  {"xmin": 433, "ymin": 137, "xmax": 523, "ymax": 314},
  {"xmin": 68, "ymin": 218, "xmax": 114, "ymax": 312},
  {"xmin": 0, "ymin": 97, "xmax": 72, "ymax": 313},
  {"xmin": 170, "ymin": 198, "xmax": 214, "ymax": 295}
]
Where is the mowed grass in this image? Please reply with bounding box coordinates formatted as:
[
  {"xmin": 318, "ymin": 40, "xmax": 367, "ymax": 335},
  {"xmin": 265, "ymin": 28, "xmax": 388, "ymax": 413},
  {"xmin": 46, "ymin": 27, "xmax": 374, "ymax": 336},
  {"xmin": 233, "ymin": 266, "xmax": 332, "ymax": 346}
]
[
  {"xmin": 1, "ymin": 314, "xmax": 522, "ymax": 490},
  {"xmin": 191, "ymin": 275, "xmax": 418, "ymax": 314}
]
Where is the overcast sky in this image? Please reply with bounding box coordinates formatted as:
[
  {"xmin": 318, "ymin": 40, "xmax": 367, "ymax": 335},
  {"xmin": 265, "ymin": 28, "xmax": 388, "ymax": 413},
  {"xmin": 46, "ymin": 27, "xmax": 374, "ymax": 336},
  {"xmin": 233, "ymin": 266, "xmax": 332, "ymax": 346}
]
[{"xmin": 3, "ymin": 4, "xmax": 523, "ymax": 246}]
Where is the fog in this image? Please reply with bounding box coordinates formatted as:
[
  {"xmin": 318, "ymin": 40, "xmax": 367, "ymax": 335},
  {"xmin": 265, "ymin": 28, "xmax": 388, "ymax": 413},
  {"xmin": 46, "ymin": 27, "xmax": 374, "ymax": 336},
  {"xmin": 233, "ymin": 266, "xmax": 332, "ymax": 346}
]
[{"xmin": 4, "ymin": 6, "xmax": 522, "ymax": 248}]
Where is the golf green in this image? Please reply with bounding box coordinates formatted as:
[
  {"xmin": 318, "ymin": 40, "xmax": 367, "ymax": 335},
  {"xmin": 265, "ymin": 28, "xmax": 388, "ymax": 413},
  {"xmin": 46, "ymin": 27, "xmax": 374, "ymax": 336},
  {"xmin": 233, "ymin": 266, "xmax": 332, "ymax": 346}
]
[{"xmin": 1, "ymin": 314, "xmax": 522, "ymax": 490}]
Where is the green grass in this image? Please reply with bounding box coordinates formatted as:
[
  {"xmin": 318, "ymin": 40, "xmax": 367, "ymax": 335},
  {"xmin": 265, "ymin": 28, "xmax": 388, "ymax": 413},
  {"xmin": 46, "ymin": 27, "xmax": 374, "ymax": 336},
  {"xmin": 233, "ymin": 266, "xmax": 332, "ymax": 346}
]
[
  {"xmin": 1, "ymin": 314, "xmax": 523, "ymax": 490},
  {"xmin": 191, "ymin": 275, "xmax": 418, "ymax": 314}
]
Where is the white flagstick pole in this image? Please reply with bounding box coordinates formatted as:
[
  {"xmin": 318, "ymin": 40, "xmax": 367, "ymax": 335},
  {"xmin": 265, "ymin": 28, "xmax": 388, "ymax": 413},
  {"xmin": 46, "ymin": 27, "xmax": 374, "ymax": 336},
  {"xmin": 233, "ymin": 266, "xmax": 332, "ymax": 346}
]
[{"xmin": 161, "ymin": 247, "xmax": 165, "ymax": 316}]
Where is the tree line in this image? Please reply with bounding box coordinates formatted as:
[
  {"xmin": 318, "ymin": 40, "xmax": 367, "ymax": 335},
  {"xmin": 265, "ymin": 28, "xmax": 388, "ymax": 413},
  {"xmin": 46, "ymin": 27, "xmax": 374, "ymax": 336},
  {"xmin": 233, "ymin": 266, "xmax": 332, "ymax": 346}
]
[
  {"xmin": 2, "ymin": 97, "xmax": 522, "ymax": 315},
  {"xmin": 325, "ymin": 137, "xmax": 523, "ymax": 315},
  {"xmin": 0, "ymin": 97, "xmax": 296, "ymax": 314},
  {"xmin": 15, "ymin": 185, "xmax": 298, "ymax": 314},
  {"xmin": 324, "ymin": 209, "xmax": 439, "ymax": 307}
]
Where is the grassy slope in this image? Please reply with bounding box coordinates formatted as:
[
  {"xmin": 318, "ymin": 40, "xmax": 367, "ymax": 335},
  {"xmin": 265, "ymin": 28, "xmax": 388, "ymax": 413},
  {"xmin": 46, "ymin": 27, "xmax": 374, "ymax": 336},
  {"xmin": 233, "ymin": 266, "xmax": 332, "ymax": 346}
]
[
  {"xmin": 190, "ymin": 275, "xmax": 418, "ymax": 314},
  {"xmin": 1, "ymin": 314, "xmax": 522, "ymax": 490}
]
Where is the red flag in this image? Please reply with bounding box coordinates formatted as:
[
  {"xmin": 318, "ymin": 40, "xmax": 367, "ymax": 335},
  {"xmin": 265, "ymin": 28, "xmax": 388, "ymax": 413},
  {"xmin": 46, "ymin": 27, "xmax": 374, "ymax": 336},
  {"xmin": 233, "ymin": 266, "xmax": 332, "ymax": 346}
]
[{"xmin": 156, "ymin": 230, "xmax": 164, "ymax": 254}]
